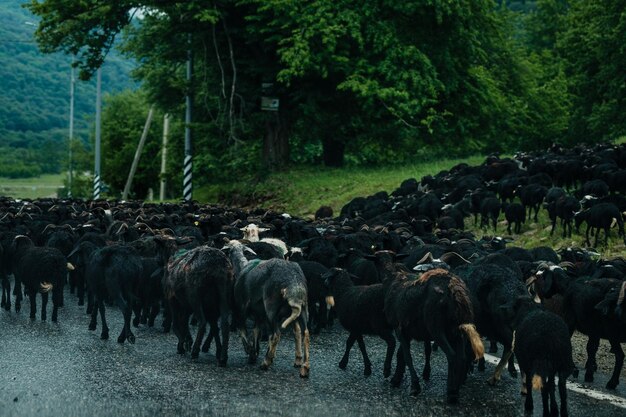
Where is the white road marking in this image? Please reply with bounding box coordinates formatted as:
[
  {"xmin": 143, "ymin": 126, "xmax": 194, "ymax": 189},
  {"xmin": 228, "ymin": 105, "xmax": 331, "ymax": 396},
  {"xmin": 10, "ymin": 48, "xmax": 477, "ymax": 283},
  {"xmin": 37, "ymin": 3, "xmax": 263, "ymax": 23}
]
[{"xmin": 483, "ymin": 353, "xmax": 626, "ymax": 409}]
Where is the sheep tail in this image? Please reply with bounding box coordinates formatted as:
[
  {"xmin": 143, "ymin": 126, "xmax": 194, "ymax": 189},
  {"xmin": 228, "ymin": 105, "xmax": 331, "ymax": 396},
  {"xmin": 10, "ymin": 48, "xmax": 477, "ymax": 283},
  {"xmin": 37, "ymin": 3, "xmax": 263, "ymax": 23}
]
[
  {"xmin": 281, "ymin": 302, "xmax": 302, "ymax": 329},
  {"xmin": 40, "ymin": 282, "xmax": 54, "ymax": 293},
  {"xmin": 459, "ymin": 323, "xmax": 485, "ymax": 360}
]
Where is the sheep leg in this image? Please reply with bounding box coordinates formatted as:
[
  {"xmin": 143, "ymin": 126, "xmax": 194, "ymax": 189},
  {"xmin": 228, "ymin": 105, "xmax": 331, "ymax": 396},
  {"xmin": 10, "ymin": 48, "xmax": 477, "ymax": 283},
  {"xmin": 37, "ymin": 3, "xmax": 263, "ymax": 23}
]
[
  {"xmin": 114, "ymin": 294, "xmax": 134, "ymax": 344},
  {"xmin": 507, "ymin": 222, "xmax": 512, "ymax": 235},
  {"xmin": 423, "ymin": 341, "xmax": 432, "ymax": 380},
  {"xmin": 77, "ymin": 275, "xmax": 85, "ymax": 306},
  {"xmin": 86, "ymin": 291, "xmax": 94, "ymax": 315},
  {"xmin": 148, "ymin": 302, "xmax": 159, "ymax": 327},
  {"xmin": 584, "ymin": 337, "xmax": 599, "ymax": 382},
  {"xmin": 606, "ymin": 340, "xmax": 624, "ymax": 390},
  {"xmin": 300, "ymin": 325, "xmax": 310, "ymax": 378},
  {"xmin": 339, "ymin": 333, "xmax": 357, "ymax": 370},
  {"xmin": 558, "ymin": 372, "xmax": 568, "ymax": 417},
  {"xmin": 13, "ymin": 279, "xmax": 22, "ymax": 313},
  {"xmin": 201, "ymin": 325, "xmax": 214, "ymax": 353},
  {"xmin": 540, "ymin": 377, "xmax": 550, "ymax": 417},
  {"xmin": 381, "ymin": 330, "xmax": 396, "ymax": 378},
  {"xmin": 585, "ymin": 224, "xmax": 591, "ymax": 247},
  {"xmin": 1, "ymin": 275, "xmax": 10, "ymax": 311},
  {"xmin": 211, "ymin": 319, "xmax": 223, "ymax": 362},
  {"xmin": 533, "ymin": 205, "xmax": 539, "ymax": 222},
  {"xmin": 162, "ymin": 300, "xmax": 172, "ymax": 332},
  {"xmin": 41, "ymin": 291, "xmax": 48, "ymax": 321},
  {"xmin": 489, "ymin": 339, "xmax": 498, "ymax": 353},
  {"xmin": 217, "ymin": 290, "xmax": 231, "ymax": 366},
  {"xmin": 356, "ymin": 335, "xmax": 372, "ymax": 376},
  {"xmin": 390, "ymin": 345, "xmax": 406, "ymax": 387},
  {"xmin": 488, "ymin": 348, "xmax": 513, "ymax": 385},
  {"xmin": 261, "ymin": 330, "xmax": 281, "ymax": 370},
  {"xmin": 187, "ymin": 295, "xmax": 206, "ymax": 358},
  {"xmin": 98, "ymin": 300, "xmax": 109, "ymax": 340},
  {"xmin": 88, "ymin": 298, "xmax": 99, "ymax": 330},
  {"xmin": 172, "ymin": 309, "xmax": 190, "ymax": 354},
  {"xmin": 28, "ymin": 289, "xmax": 37, "ymax": 320},
  {"xmin": 396, "ymin": 331, "xmax": 421, "ymax": 396},
  {"xmin": 435, "ymin": 333, "xmax": 464, "ymax": 403},
  {"xmin": 132, "ymin": 301, "xmax": 142, "ymax": 327},
  {"xmin": 293, "ymin": 321, "xmax": 303, "ymax": 368},
  {"xmin": 524, "ymin": 369, "xmax": 534, "ymax": 414}
]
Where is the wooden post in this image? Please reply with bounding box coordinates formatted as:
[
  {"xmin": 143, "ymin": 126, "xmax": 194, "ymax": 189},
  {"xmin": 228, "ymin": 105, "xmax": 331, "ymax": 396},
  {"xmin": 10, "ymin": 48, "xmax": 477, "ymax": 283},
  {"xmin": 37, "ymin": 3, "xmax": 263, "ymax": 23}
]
[
  {"xmin": 159, "ymin": 114, "xmax": 170, "ymax": 201},
  {"xmin": 122, "ymin": 106, "xmax": 154, "ymax": 200}
]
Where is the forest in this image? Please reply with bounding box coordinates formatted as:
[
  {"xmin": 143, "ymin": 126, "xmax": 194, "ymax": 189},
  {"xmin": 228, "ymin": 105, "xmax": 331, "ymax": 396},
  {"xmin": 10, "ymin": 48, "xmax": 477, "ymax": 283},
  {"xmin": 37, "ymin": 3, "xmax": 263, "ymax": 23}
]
[
  {"xmin": 0, "ymin": 1, "xmax": 134, "ymax": 178},
  {"xmin": 8, "ymin": 1, "xmax": 626, "ymax": 199}
]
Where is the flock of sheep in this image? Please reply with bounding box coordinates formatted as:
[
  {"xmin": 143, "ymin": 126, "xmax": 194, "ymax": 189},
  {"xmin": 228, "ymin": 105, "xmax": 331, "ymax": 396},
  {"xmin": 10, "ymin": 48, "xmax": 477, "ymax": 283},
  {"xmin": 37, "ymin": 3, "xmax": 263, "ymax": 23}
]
[{"xmin": 1, "ymin": 141, "xmax": 626, "ymax": 416}]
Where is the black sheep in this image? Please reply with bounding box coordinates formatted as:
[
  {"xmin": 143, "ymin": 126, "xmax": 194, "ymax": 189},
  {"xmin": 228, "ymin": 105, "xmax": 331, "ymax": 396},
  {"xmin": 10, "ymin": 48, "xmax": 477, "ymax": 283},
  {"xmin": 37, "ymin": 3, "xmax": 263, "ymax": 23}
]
[
  {"xmin": 297, "ymin": 260, "xmax": 332, "ymax": 333},
  {"xmin": 480, "ymin": 197, "xmax": 501, "ymax": 232},
  {"xmin": 514, "ymin": 308, "xmax": 574, "ymax": 417},
  {"xmin": 323, "ymin": 268, "xmax": 396, "ymax": 378},
  {"xmin": 375, "ymin": 251, "xmax": 484, "ymax": 403},
  {"xmin": 503, "ymin": 202, "xmax": 525, "ymax": 234},
  {"xmin": 574, "ymin": 202, "xmax": 625, "ymax": 247},
  {"xmin": 163, "ymin": 246, "xmax": 234, "ymax": 365},
  {"xmin": 86, "ymin": 245, "xmax": 143, "ymax": 344},
  {"xmin": 11, "ymin": 235, "xmax": 70, "ymax": 322},
  {"xmin": 534, "ymin": 266, "xmax": 626, "ymax": 389}
]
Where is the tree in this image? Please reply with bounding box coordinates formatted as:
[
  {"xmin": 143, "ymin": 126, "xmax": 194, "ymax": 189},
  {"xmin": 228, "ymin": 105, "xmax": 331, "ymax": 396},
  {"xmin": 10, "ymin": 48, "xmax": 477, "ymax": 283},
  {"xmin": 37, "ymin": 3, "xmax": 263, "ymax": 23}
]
[{"xmin": 558, "ymin": 0, "xmax": 626, "ymax": 142}]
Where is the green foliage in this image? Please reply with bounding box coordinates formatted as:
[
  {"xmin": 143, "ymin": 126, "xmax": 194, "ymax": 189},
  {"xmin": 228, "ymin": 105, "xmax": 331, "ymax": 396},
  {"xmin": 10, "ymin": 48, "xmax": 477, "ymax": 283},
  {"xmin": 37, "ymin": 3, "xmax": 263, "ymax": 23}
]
[
  {"xmin": 559, "ymin": 0, "xmax": 626, "ymax": 142},
  {"xmin": 17, "ymin": 0, "xmax": 626, "ymax": 194},
  {"xmin": 99, "ymin": 90, "xmax": 163, "ymax": 199},
  {"xmin": 0, "ymin": 2, "xmax": 135, "ymax": 179}
]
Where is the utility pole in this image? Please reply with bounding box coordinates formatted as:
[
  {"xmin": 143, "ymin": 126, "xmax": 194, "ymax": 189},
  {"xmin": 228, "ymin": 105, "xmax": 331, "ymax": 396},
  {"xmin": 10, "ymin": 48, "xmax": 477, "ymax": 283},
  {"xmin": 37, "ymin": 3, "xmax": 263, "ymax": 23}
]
[
  {"xmin": 93, "ymin": 67, "xmax": 102, "ymax": 200},
  {"xmin": 68, "ymin": 58, "xmax": 75, "ymax": 198},
  {"xmin": 183, "ymin": 33, "xmax": 193, "ymax": 202},
  {"xmin": 122, "ymin": 106, "xmax": 154, "ymax": 200},
  {"xmin": 160, "ymin": 114, "xmax": 170, "ymax": 201}
]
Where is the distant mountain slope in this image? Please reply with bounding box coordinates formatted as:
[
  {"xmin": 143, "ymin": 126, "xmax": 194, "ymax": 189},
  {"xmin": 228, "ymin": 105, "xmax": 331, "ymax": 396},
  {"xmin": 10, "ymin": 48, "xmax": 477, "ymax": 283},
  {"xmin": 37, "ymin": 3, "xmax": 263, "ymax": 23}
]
[{"xmin": 0, "ymin": 0, "xmax": 136, "ymax": 177}]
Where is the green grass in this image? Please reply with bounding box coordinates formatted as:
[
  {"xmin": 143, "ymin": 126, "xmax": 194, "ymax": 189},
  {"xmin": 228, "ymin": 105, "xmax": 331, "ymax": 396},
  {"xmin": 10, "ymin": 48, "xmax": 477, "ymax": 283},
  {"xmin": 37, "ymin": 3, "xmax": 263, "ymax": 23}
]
[
  {"xmin": 0, "ymin": 173, "xmax": 63, "ymax": 199},
  {"xmin": 195, "ymin": 155, "xmax": 486, "ymax": 218},
  {"xmin": 196, "ymin": 151, "xmax": 626, "ymax": 258}
]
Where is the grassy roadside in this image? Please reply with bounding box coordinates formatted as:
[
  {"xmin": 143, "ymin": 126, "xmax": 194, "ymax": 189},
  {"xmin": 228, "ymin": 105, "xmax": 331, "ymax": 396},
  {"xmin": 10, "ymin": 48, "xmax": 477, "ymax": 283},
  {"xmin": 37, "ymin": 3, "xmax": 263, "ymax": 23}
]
[
  {"xmin": 195, "ymin": 155, "xmax": 487, "ymax": 218},
  {"xmin": 195, "ymin": 152, "xmax": 626, "ymax": 258},
  {"xmin": 0, "ymin": 173, "xmax": 63, "ymax": 199}
]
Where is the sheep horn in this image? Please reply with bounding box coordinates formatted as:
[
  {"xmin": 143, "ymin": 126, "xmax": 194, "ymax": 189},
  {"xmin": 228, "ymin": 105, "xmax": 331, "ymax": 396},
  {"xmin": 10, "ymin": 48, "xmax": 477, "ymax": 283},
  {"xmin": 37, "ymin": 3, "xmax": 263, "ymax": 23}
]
[
  {"xmin": 39, "ymin": 282, "xmax": 53, "ymax": 293},
  {"xmin": 42, "ymin": 224, "xmax": 56, "ymax": 235},
  {"xmin": 558, "ymin": 261, "xmax": 575, "ymax": 269},
  {"xmin": 440, "ymin": 251, "xmax": 471, "ymax": 266},
  {"xmin": 618, "ymin": 281, "xmax": 626, "ymax": 307},
  {"xmin": 67, "ymin": 262, "xmax": 75, "ymax": 271},
  {"xmin": 416, "ymin": 252, "xmax": 434, "ymax": 265}
]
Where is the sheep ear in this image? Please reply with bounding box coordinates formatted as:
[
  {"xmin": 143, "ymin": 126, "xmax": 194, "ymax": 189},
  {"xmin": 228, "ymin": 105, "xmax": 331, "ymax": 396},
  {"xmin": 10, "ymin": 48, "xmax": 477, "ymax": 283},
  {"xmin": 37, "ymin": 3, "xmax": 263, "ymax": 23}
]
[
  {"xmin": 363, "ymin": 254, "xmax": 377, "ymax": 261},
  {"xmin": 259, "ymin": 227, "xmax": 270, "ymax": 233},
  {"xmin": 395, "ymin": 253, "xmax": 410, "ymax": 261},
  {"xmin": 594, "ymin": 299, "xmax": 612, "ymax": 316},
  {"xmin": 244, "ymin": 246, "xmax": 257, "ymax": 256}
]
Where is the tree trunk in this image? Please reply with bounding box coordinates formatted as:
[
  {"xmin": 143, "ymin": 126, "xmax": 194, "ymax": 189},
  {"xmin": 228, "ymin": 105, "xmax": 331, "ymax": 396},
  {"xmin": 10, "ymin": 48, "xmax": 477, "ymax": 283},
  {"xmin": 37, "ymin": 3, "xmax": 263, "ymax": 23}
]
[
  {"xmin": 322, "ymin": 137, "xmax": 345, "ymax": 167},
  {"xmin": 263, "ymin": 112, "xmax": 290, "ymax": 169}
]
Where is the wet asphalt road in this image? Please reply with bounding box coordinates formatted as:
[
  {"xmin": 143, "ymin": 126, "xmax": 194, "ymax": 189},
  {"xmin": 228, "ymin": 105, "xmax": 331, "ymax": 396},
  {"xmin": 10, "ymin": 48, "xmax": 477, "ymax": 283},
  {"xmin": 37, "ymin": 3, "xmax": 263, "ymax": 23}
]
[{"xmin": 1, "ymin": 285, "xmax": 625, "ymax": 417}]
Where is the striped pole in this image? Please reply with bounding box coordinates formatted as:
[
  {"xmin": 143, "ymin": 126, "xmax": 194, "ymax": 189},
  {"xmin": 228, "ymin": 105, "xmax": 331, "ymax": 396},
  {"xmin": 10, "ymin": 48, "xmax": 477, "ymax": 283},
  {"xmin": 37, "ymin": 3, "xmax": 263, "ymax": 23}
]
[
  {"xmin": 93, "ymin": 67, "xmax": 102, "ymax": 200},
  {"xmin": 183, "ymin": 33, "xmax": 193, "ymax": 201}
]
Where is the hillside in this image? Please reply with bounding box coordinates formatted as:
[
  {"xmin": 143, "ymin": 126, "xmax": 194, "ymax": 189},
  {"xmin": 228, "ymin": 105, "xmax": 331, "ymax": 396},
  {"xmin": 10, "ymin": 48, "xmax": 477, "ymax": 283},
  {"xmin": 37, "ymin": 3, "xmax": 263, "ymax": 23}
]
[{"xmin": 0, "ymin": 0, "xmax": 136, "ymax": 177}]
